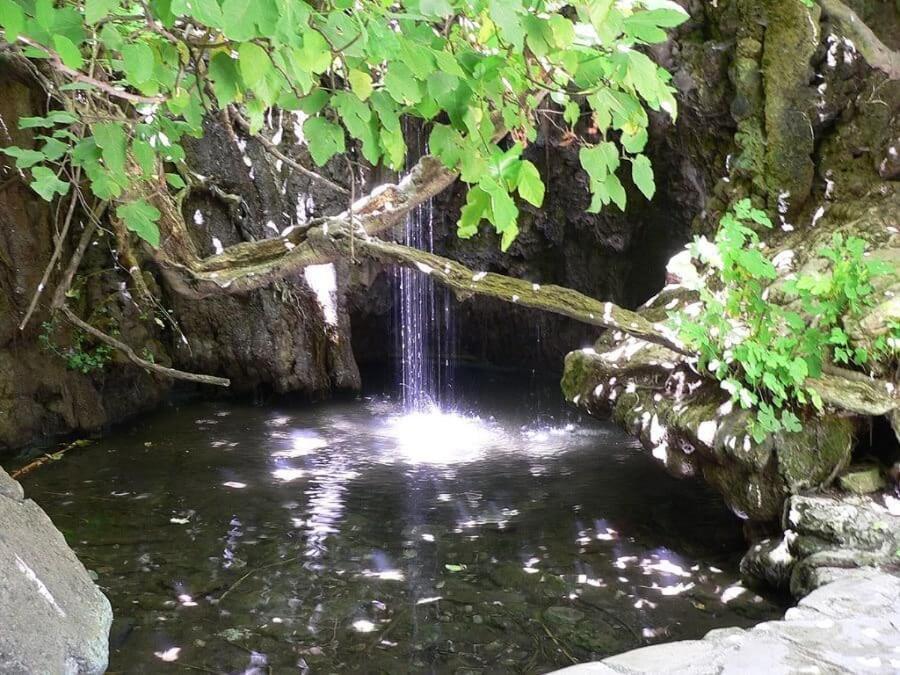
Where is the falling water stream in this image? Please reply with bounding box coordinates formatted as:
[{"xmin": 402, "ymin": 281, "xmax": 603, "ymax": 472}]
[{"xmin": 395, "ymin": 125, "xmax": 455, "ymax": 411}]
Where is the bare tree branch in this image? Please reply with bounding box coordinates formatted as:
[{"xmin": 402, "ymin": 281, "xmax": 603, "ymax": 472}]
[
  {"xmin": 13, "ymin": 36, "xmax": 166, "ymax": 104},
  {"xmin": 231, "ymin": 112, "xmax": 350, "ymax": 196},
  {"xmin": 345, "ymin": 234, "xmax": 692, "ymax": 356},
  {"xmin": 59, "ymin": 304, "xmax": 230, "ymax": 387}
]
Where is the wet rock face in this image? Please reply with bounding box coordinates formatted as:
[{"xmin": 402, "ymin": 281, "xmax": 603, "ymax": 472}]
[
  {"xmin": 0, "ymin": 467, "xmax": 112, "ymax": 673},
  {"xmin": 168, "ymin": 119, "xmax": 361, "ymax": 395},
  {"xmin": 0, "ymin": 78, "xmax": 362, "ymax": 449}
]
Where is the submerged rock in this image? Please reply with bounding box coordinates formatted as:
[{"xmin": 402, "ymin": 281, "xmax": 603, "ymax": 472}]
[{"xmin": 0, "ymin": 467, "xmax": 112, "ymax": 673}]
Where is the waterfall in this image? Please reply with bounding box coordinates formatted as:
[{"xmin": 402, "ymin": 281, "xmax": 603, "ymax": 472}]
[{"xmin": 394, "ymin": 125, "xmax": 455, "ymax": 411}]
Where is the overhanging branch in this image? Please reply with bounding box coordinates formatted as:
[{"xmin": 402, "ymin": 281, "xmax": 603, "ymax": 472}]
[
  {"xmin": 344, "ymin": 235, "xmax": 692, "ymax": 356},
  {"xmin": 818, "ymin": 0, "xmax": 900, "ymax": 79}
]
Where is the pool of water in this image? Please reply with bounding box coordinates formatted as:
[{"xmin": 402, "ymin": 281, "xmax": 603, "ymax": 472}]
[{"xmin": 20, "ymin": 374, "xmax": 782, "ymax": 673}]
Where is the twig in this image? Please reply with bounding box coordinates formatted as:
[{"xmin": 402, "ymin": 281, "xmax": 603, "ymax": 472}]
[
  {"xmin": 218, "ymin": 558, "xmax": 295, "ymax": 601},
  {"xmin": 231, "ymin": 112, "xmax": 349, "ymax": 196},
  {"xmin": 50, "ymin": 203, "xmax": 105, "ymax": 309},
  {"xmin": 14, "ymin": 36, "xmax": 165, "ymax": 105},
  {"xmin": 539, "ymin": 620, "xmax": 578, "ymax": 665},
  {"xmin": 59, "ymin": 304, "xmax": 230, "ymax": 386},
  {"xmin": 19, "ymin": 178, "xmax": 80, "ymax": 330},
  {"xmin": 10, "ymin": 439, "xmax": 91, "ymax": 480}
]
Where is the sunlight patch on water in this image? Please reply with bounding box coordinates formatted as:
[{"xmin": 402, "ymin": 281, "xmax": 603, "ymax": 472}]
[{"xmin": 381, "ymin": 407, "xmax": 503, "ymax": 465}]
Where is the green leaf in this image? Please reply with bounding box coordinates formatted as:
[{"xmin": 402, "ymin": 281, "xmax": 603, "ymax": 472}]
[
  {"xmin": 302, "ymin": 116, "xmax": 345, "ymax": 166},
  {"xmin": 631, "ymin": 154, "xmax": 655, "ymax": 200},
  {"xmin": 516, "ymin": 160, "xmax": 544, "ymax": 207},
  {"xmin": 165, "ymin": 172, "xmax": 186, "ymax": 189},
  {"xmin": 118, "ymin": 200, "xmax": 161, "ymax": 246},
  {"xmin": 623, "ymin": 8, "xmax": 689, "ymax": 43},
  {"xmin": 238, "ymin": 42, "xmax": 271, "ymax": 89},
  {"xmin": 421, "ymin": 0, "xmax": 453, "ymax": 19},
  {"xmin": 132, "ymin": 139, "xmax": 156, "ymax": 177},
  {"xmin": 0, "ymin": 146, "xmax": 46, "ymax": 169},
  {"xmin": 85, "ymin": 0, "xmax": 118, "ymax": 24},
  {"xmin": 121, "ymin": 42, "xmax": 155, "ymax": 85},
  {"xmin": 348, "ymin": 69, "xmax": 374, "ymax": 101},
  {"xmin": 385, "ymin": 61, "xmax": 423, "ymax": 105},
  {"xmin": 0, "ymin": 0, "xmax": 25, "ymax": 40},
  {"xmin": 489, "ymin": 0, "xmax": 525, "ymax": 50},
  {"xmin": 92, "ymin": 122, "xmax": 127, "ymax": 176},
  {"xmin": 30, "ymin": 166, "xmax": 69, "ymax": 201},
  {"xmin": 458, "ymin": 186, "xmax": 490, "ymax": 238},
  {"xmin": 208, "ymin": 52, "xmax": 241, "ymax": 105},
  {"xmin": 221, "ymin": 0, "xmax": 257, "ymax": 41},
  {"xmin": 52, "ymin": 35, "xmax": 84, "ymax": 70}
]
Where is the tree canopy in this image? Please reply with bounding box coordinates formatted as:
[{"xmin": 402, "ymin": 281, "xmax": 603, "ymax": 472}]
[{"xmin": 0, "ymin": 0, "xmax": 687, "ymax": 250}]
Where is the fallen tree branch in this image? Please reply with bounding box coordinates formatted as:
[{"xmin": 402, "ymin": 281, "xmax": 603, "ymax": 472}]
[
  {"xmin": 10, "ymin": 439, "xmax": 91, "ymax": 480},
  {"xmin": 345, "ymin": 234, "xmax": 692, "ymax": 356},
  {"xmin": 59, "ymin": 304, "xmax": 230, "ymax": 387},
  {"xmin": 818, "ymin": 0, "xmax": 900, "ymax": 79}
]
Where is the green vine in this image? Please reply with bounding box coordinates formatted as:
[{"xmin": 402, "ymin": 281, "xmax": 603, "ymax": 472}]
[
  {"xmin": 673, "ymin": 199, "xmax": 897, "ymax": 442},
  {"xmin": 39, "ymin": 318, "xmax": 113, "ymax": 374}
]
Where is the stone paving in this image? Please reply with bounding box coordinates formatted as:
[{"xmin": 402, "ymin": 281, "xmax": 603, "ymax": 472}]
[{"xmin": 551, "ymin": 569, "xmax": 900, "ymax": 674}]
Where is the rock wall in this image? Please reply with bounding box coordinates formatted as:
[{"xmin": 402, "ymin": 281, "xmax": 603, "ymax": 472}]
[
  {"xmin": 0, "ymin": 466, "xmax": 112, "ymax": 673},
  {"xmin": 0, "ymin": 65, "xmax": 362, "ymax": 451},
  {"xmin": 562, "ymin": 0, "xmax": 900, "ymax": 524},
  {"xmin": 0, "ymin": 60, "xmax": 168, "ymax": 451}
]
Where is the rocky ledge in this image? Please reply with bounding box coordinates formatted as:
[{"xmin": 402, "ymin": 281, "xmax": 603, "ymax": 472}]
[
  {"xmin": 551, "ymin": 569, "xmax": 900, "ymax": 674},
  {"xmin": 0, "ymin": 467, "xmax": 112, "ymax": 673},
  {"xmin": 741, "ymin": 491, "xmax": 900, "ymax": 597}
]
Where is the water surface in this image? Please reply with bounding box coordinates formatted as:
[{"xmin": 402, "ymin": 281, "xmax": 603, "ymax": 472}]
[{"xmin": 22, "ymin": 375, "xmax": 781, "ymax": 673}]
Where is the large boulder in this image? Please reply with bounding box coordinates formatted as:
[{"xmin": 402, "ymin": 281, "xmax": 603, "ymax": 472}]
[{"xmin": 0, "ymin": 467, "xmax": 112, "ymax": 673}]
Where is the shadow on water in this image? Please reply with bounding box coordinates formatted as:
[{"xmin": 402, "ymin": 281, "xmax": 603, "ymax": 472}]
[{"xmin": 21, "ymin": 369, "xmax": 784, "ymax": 673}]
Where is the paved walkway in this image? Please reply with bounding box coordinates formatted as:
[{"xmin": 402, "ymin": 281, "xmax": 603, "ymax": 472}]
[{"xmin": 551, "ymin": 569, "xmax": 900, "ymax": 674}]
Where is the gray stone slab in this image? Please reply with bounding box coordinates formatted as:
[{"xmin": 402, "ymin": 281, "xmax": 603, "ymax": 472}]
[{"xmin": 0, "ymin": 467, "xmax": 112, "ymax": 674}]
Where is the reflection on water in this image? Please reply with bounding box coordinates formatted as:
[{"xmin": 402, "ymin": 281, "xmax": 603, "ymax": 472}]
[{"xmin": 21, "ymin": 374, "xmax": 782, "ymax": 673}]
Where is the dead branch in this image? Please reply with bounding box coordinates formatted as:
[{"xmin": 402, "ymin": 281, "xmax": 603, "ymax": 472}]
[
  {"xmin": 10, "ymin": 439, "xmax": 91, "ymax": 480},
  {"xmin": 19, "ymin": 179, "xmax": 80, "ymax": 330},
  {"xmin": 59, "ymin": 304, "xmax": 230, "ymax": 387}
]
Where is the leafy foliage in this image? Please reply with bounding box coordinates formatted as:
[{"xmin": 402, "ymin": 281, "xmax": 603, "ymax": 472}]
[
  {"xmin": 39, "ymin": 319, "xmax": 113, "ymax": 373},
  {"xmin": 0, "ymin": 0, "xmax": 687, "ymax": 248},
  {"xmin": 673, "ymin": 199, "xmax": 897, "ymax": 442}
]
